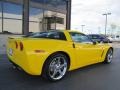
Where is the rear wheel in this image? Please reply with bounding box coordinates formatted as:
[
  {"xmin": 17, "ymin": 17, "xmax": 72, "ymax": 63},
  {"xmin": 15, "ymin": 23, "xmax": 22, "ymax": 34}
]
[
  {"xmin": 104, "ymin": 48, "xmax": 113, "ymax": 64},
  {"xmin": 42, "ymin": 53, "xmax": 69, "ymax": 81}
]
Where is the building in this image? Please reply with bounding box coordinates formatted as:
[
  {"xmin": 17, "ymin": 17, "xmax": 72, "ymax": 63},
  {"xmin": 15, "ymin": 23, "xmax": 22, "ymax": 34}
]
[{"xmin": 0, "ymin": 0, "xmax": 71, "ymax": 35}]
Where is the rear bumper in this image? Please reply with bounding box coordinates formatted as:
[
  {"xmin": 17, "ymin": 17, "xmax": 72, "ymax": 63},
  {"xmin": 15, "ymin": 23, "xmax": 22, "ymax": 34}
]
[{"xmin": 7, "ymin": 52, "xmax": 47, "ymax": 76}]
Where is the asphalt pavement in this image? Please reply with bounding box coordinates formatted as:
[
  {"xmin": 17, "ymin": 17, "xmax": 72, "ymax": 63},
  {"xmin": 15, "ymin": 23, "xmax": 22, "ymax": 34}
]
[{"xmin": 0, "ymin": 48, "xmax": 120, "ymax": 90}]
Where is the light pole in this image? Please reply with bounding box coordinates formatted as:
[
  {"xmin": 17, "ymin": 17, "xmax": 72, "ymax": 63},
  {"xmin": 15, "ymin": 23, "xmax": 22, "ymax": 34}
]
[
  {"xmin": 102, "ymin": 13, "xmax": 111, "ymax": 36},
  {"xmin": 81, "ymin": 25, "xmax": 85, "ymax": 32}
]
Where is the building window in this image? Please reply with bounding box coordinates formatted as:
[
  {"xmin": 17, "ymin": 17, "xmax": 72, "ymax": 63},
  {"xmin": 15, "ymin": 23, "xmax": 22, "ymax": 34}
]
[
  {"xmin": 56, "ymin": 17, "xmax": 64, "ymax": 24},
  {"xmin": 29, "ymin": 0, "xmax": 67, "ymax": 32},
  {"xmin": 0, "ymin": 0, "xmax": 69, "ymax": 34},
  {"xmin": 43, "ymin": 0, "xmax": 67, "ymax": 31},
  {"xmin": 43, "ymin": 11, "xmax": 66, "ymax": 30},
  {"xmin": 0, "ymin": 1, "xmax": 2, "ymax": 32},
  {"xmin": 1, "ymin": 1, "xmax": 23, "ymax": 34},
  {"xmin": 3, "ymin": 1, "xmax": 23, "ymax": 34},
  {"xmin": 45, "ymin": 17, "xmax": 64, "ymax": 24},
  {"xmin": 29, "ymin": 6, "xmax": 44, "ymax": 33},
  {"xmin": 45, "ymin": 0, "xmax": 67, "ymax": 13}
]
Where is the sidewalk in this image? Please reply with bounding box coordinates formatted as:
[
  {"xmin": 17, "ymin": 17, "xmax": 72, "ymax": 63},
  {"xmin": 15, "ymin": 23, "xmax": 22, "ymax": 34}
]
[
  {"xmin": 0, "ymin": 46, "xmax": 6, "ymax": 55},
  {"xmin": 0, "ymin": 34, "xmax": 22, "ymax": 55},
  {"xmin": 110, "ymin": 43, "xmax": 120, "ymax": 48},
  {"xmin": 0, "ymin": 34, "xmax": 8, "ymax": 55}
]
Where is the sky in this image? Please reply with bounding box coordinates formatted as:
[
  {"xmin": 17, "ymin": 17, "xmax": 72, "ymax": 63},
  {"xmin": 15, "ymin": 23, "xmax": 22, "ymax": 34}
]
[{"xmin": 71, "ymin": 0, "xmax": 120, "ymax": 34}]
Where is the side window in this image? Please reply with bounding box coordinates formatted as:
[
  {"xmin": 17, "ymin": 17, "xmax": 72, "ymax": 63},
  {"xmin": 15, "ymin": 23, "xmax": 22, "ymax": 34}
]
[
  {"xmin": 47, "ymin": 32, "xmax": 66, "ymax": 40},
  {"xmin": 70, "ymin": 32, "xmax": 92, "ymax": 43}
]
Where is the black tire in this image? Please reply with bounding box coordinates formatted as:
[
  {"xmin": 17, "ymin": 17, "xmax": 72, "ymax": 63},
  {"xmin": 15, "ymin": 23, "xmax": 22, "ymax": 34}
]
[
  {"xmin": 104, "ymin": 48, "xmax": 113, "ymax": 64},
  {"xmin": 42, "ymin": 53, "xmax": 69, "ymax": 81}
]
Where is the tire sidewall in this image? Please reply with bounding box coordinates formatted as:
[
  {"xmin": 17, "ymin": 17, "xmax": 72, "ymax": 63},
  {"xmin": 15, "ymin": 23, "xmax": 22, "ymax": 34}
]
[
  {"xmin": 42, "ymin": 53, "xmax": 69, "ymax": 81},
  {"xmin": 104, "ymin": 48, "xmax": 113, "ymax": 63}
]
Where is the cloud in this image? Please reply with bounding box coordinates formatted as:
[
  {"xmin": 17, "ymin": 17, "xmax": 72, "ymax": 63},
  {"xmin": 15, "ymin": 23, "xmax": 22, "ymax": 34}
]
[{"xmin": 71, "ymin": 0, "xmax": 120, "ymax": 34}]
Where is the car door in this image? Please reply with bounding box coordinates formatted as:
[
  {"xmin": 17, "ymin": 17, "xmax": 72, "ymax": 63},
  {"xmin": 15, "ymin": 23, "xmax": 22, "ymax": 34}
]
[{"xmin": 70, "ymin": 32, "xmax": 103, "ymax": 67}]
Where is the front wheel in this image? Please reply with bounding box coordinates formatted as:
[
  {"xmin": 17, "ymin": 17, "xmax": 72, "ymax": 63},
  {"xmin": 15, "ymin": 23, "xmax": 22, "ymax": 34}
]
[
  {"xmin": 104, "ymin": 48, "xmax": 113, "ymax": 64},
  {"xmin": 42, "ymin": 53, "xmax": 69, "ymax": 81}
]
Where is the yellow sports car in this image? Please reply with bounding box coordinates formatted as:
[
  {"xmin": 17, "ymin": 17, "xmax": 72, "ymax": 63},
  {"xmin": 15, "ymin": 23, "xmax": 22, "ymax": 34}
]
[{"xmin": 7, "ymin": 30, "xmax": 113, "ymax": 81}]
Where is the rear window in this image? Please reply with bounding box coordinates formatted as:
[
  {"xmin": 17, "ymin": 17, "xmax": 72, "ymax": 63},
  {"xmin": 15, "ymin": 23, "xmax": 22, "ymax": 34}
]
[{"xmin": 28, "ymin": 31, "xmax": 66, "ymax": 40}]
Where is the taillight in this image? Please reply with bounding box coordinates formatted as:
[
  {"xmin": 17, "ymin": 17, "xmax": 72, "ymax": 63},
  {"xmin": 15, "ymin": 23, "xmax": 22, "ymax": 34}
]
[{"xmin": 20, "ymin": 42, "xmax": 23, "ymax": 51}]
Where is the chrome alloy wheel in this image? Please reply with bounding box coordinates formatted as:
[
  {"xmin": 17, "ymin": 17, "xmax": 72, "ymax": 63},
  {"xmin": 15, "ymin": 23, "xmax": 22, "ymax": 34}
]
[
  {"xmin": 49, "ymin": 56, "xmax": 67, "ymax": 80},
  {"xmin": 107, "ymin": 49, "xmax": 113, "ymax": 63}
]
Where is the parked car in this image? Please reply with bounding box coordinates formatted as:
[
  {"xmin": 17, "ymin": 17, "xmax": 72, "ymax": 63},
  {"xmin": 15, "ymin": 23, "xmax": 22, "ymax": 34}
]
[
  {"xmin": 88, "ymin": 34, "xmax": 112, "ymax": 43},
  {"xmin": 7, "ymin": 30, "xmax": 113, "ymax": 81},
  {"xmin": 108, "ymin": 35, "xmax": 120, "ymax": 42}
]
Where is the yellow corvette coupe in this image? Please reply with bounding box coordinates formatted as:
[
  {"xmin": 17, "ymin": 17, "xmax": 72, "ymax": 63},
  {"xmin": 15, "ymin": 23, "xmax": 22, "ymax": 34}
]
[{"xmin": 7, "ymin": 30, "xmax": 113, "ymax": 81}]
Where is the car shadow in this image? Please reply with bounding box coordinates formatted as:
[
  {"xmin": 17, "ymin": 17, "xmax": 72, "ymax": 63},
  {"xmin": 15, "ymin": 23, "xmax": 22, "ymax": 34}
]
[{"xmin": 0, "ymin": 50, "xmax": 119, "ymax": 90}]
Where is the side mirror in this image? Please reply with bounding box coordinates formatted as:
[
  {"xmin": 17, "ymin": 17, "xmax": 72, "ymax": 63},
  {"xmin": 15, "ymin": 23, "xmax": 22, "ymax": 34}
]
[{"xmin": 93, "ymin": 41, "xmax": 97, "ymax": 45}]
